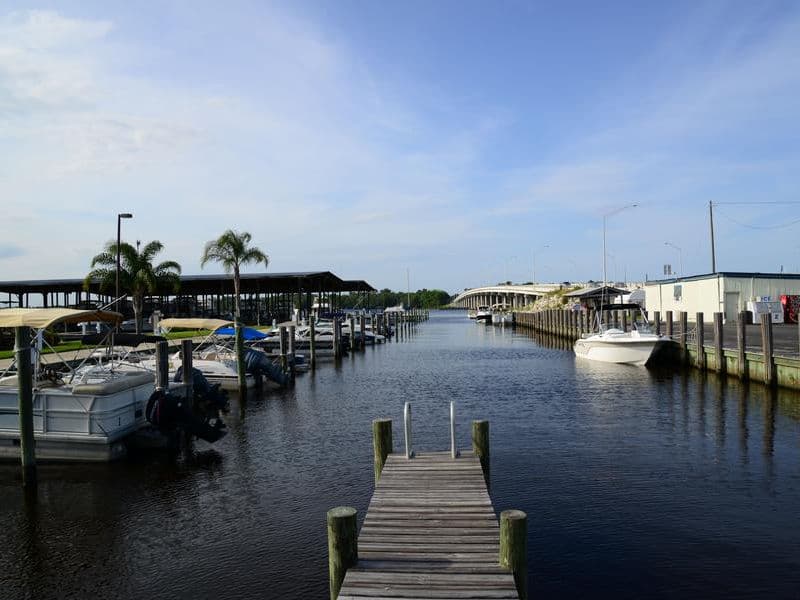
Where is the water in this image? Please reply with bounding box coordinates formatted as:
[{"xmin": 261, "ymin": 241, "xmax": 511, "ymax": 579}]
[{"xmin": 2, "ymin": 311, "xmax": 800, "ymax": 599}]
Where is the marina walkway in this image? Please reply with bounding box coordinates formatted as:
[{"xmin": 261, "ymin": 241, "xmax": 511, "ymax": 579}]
[{"xmin": 338, "ymin": 451, "xmax": 519, "ymax": 600}]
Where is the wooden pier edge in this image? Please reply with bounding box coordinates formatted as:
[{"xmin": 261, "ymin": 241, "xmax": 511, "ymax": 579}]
[{"xmin": 330, "ymin": 415, "xmax": 525, "ymax": 599}]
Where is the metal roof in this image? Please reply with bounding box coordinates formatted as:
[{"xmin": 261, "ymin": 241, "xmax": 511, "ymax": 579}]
[
  {"xmin": 0, "ymin": 271, "xmax": 375, "ymax": 295},
  {"xmin": 564, "ymin": 285, "xmax": 629, "ymax": 298},
  {"xmin": 645, "ymin": 271, "xmax": 800, "ymax": 285}
]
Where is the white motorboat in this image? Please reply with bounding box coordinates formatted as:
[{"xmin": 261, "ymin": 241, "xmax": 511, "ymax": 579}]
[
  {"xmin": 475, "ymin": 306, "xmax": 492, "ymax": 323},
  {"xmin": 573, "ymin": 323, "xmax": 664, "ymax": 366},
  {"xmin": 0, "ymin": 308, "xmax": 156, "ymax": 461}
]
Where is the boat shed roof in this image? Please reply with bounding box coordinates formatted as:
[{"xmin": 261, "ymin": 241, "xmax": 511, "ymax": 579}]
[
  {"xmin": 645, "ymin": 271, "xmax": 800, "ymax": 285},
  {"xmin": 0, "ymin": 271, "xmax": 375, "ymax": 295},
  {"xmin": 564, "ymin": 285, "xmax": 630, "ymax": 299}
]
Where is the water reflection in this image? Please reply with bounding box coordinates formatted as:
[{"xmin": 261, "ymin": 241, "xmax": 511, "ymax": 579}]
[{"xmin": 2, "ymin": 313, "xmax": 800, "ymax": 599}]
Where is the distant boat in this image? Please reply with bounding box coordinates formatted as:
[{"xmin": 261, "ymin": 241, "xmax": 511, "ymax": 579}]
[
  {"xmin": 384, "ymin": 304, "xmax": 405, "ymax": 313},
  {"xmin": 474, "ymin": 306, "xmax": 491, "ymax": 323},
  {"xmin": 490, "ymin": 303, "xmax": 513, "ymax": 326}
]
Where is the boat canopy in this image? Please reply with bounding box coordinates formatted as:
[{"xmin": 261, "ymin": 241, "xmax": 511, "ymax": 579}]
[
  {"xmin": 214, "ymin": 326, "xmax": 267, "ymax": 340},
  {"xmin": 0, "ymin": 308, "xmax": 122, "ymax": 329},
  {"xmin": 159, "ymin": 318, "xmax": 234, "ymax": 331}
]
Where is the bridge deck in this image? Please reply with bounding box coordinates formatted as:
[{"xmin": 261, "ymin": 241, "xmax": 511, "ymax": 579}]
[{"xmin": 338, "ymin": 451, "xmax": 518, "ymax": 599}]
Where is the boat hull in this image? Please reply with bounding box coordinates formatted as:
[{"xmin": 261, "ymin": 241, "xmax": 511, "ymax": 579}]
[{"xmin": 573, "ymin": 337, "xmax": 662, "ymax": 366}]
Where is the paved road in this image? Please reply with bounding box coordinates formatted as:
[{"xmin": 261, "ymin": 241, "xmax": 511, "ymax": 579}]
[{"xmin": 661, "ymin": 321, "xmax": 800, "ymax": 358}]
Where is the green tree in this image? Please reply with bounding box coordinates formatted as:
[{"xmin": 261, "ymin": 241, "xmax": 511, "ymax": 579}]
[
  {"xmin": 85, "ymin": 240, "xmax": 181, "ymax": 333},
  {"xmin": 201, "ymin": 230, "xmax": 268, "ymax": 319}
]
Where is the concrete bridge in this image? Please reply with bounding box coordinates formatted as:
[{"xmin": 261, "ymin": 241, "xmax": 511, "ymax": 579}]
[{"xmin": 452, "ymin": 284, "xmax": 564, "ymax": 310}]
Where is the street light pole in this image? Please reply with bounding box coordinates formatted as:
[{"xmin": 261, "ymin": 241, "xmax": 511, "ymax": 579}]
[
  {"xmin": 664, "ymin": 241, "xmax": 683, "ymax": 276},
  {"xmin": 116, "ymin": 213, "xmax": 133, "ymax": 316}
]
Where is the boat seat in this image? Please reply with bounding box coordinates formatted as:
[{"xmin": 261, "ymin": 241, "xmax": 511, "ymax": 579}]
[{"xmin": 72, "ymin": 372, "xmax": 155, "ymax": 395}]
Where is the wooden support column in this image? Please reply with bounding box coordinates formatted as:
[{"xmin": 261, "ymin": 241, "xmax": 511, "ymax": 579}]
[
  {"xmin": 155, "ymin": 340, "xmax": 170, "ymax": 391},
  {"xmin": 621, "ymin": 311, "xmax": 628, "ymax": 333},
  {"xmin": 327, "ymin": 506, "xmax": 358, "ymax": 600},
  {"xmin": 235, "ymin": 318, "xmax": 246, "ymax": 395},
  {"xmin": 713, "ymin": 312, "xmax": 725, "ymax": 374},
  {"xmin": 15, "ymin": 327, "xmax": 36, "ymax": 487},
  {"xmin": 471, "ymin": 420, "xmax": 490, "ymax": 490},
  {"xmin": 309, "ymin": 319, "xmax": 317, "ymax": 369},
  {"xmin": 654, "ymin": 311, "xmax": 661, "ymax": 336},
  {"xmin": 696, "ymin": 312, "xmax": 705, "ymax": 370},
  {"xmin": 181, "ymin": 339, "xmax": 194, "ymax": 401},
  {"xmin": 500, "ymin": 510, "xmax": 528, "ymax": 600},
  {"xmin": 288, "ymin": 325, "xmax": 296, "ymax": 380},
  {"xmin": 666, "ymin": 311, "xmax": 673, "ymax": 338},
  {"xmin": 679, "ymin": 311, "xmax": 688, "ymax": 364},
  {"xmin": 737, "ymin": 311, "xmax": 748, "ymax": 381},
  {"xmin": 761, "ymin": 313, "xmax": 775, "ymax": 387},
  {"xmin": 372, "ymin": 419, "xmax": 393, "ymax": 484}
]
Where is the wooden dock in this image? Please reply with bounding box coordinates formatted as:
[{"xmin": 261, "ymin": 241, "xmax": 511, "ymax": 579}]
[{"xmin": 328, "ymin": 411, "xmax": 526, "ymax": 600}]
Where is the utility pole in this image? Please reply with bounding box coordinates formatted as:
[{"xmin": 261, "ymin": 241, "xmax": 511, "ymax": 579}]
[{"xmin": 709, "ymin": 200, "xmax": 716, "ymax": 273}]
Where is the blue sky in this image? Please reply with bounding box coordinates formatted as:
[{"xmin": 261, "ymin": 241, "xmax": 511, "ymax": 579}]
[{"xmin": 1, "ymin": 1, "xmax": 799, "ymax": 293}]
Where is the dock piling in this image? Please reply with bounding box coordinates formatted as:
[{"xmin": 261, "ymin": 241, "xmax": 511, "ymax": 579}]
[
  {"xmin": 14, "ymin": 326, "xmax": 36, "ymax": 487},
  {"xmin": 738, "ymin": 311, "xmax": 748, "ymax": 380},
  {"xmin": 654, "ymin": 311, "xmax": 661, "ymax": 336},
  {"xmin": 696, "ymin": 312, "xmax": 705, "ymax": 371},
  {"xmin": 181, "ymin": 339, "xmax": 194, "ymax": 401},
  {"xmin": 155, "ymin": 339, "xmax": 170, "ymax": 391},
  {"xmin": 713, "ymin": 313, "xmax": 725, "ymax": 374},
  {"xmin": 235, "ymin": 318, "xmax": 246, "ymax": 395},
  {"xmin": 500, "ymin": 509, "xmax": 528, "ymax": 600},
  {"xmin": 327, "ymin": 506, "xmax": 358, "ymax": 600},
  {"xmin": 450, "ymin": 401, "xmax": 457, "ymax": 459},
  {"xmin": 309, "ymin": 319, "xmax": 317, "ymax": 369},
  {"xmin": 372, "ymin": 418, "xmax": 392, "ymax": 484},
  {"xmin": 761, "ymin": 313, "xmax": 775, "ymax": 387},
  {"xmin": 472, "ymin": 419, "xmax": 490, "ymax": 489}
]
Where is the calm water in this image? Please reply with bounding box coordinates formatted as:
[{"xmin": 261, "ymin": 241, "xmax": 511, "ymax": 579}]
[{"xmin": 2, "ymin": 311, "xmax": 800, "ymax": 599}]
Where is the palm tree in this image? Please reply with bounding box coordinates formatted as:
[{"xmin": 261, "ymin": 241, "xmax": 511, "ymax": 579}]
[
  {"xmin": 201, "ymin": 230, "xmax": 268, "ymax": 319},
  {"xmin": 85, "ymin": 240, "xmax": 181, "ymax": 333}
]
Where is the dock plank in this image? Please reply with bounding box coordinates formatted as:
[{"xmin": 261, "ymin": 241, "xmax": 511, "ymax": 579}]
[{"xmin": 338, "ymin": 451, "xmax": 518, "ymax": 599}]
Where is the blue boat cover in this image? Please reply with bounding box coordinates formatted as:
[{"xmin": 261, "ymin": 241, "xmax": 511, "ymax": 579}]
[{"xmin": 214, "ymin": 326, "xmax": 268, "ymax": 340}]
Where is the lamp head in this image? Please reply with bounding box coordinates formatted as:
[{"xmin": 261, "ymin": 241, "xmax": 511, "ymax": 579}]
[{"xmin": 118, "ymin": 213, "xmax": 133, "ymax": 219}]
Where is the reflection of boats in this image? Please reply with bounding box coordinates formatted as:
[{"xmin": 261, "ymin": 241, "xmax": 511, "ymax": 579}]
[
  {"xmin": 0, "ymin": 308, "xmax": 156, "ymax": 461},
  {"xmin": 490, "ymin": 303, "xmax": 513, "ymax": 326},
  {"xmin": 467, "ymin": 309, "xmax": 477, "ymax": 319},
  {"xmin": 574, "ymin": 308, "xmax": 664, "ymax": 366}
]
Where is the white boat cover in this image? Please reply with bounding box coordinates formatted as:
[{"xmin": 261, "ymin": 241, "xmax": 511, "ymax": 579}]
[
  {"xmin": 159, "ymin": 318, "xmax": 234, "ymax": 331},
  {"xmin": 0, "ymin": 308, "xmax": 122, "ymax": 329}
]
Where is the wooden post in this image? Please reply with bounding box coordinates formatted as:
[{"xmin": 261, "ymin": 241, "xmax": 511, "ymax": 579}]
[
  {"xmin": 327, "ymin": 506, "xmax": 358, "ymax": 600},
  {"xmin": 679, "ymin": 311, "xmax": 688, "ymax": 364},
  {"xmin": 333, "ymin": 319, "xmax": 342, "ymax": 360},
  {"xmin": 713, "ymin": 312, "xmax": 725, "ymax": 374},
  {"xmin": 181, "ymin": 339, "xmax": 194, "ymax": 400},
  {"xmin": 666, "ymin": 311, "xmax": 673, "ymax": 338},
  {"xmin": 309, "ymin": 319, "xmax": 317, "ymax": 369},
  {"xmin": 235, "ymin": 318, "xmax": 246, "ymax": 394},
  {"xmin": 761, "ymin": 313, "xmax": 775, "ymax": 387},
  {"xmin": 14, "ymin": 327, "xmax": 36, "ymax": 487},
  {"xmin": 359, "ymin": 316, "xmax": 366, "ymax": 351},
  {"xmin": 696, "ymin": 312, "xmax": 705, "ymax": 370},
  {"xmin": 654, "ymin": 311, "xmax": 661, "ymax": 336},
  {"xmin": 621, "ymin": 311, "xmax": 628, "ymax": 333},
  {"xmin": 349, "ymin": 316, "xmax": 356, "ymax": 349},
  {"xmin": 500, "ymin": 510, "xmax": 528, "ymax": 600},
  {"xmin": 372, "ymin": 419, "xmax": 392, "ymax": 484},
  {"xmin": 155, "ymin": 339, "xmax": 170, "ymax": 391},
  {"xmin": 737, "ymin": 311, "xmax": 748, "ymax": 381},
  {"xmin": 403, "ymin": 402, "xmax": 413, "ymax": 459},
  {"xmin": 471, "ymin": 420, "xmax": 490, "ymax": 490},
  {"xmin": 288, "ymin": 325, "xmax": 296, "ymax": 379},
  {"xmin": 279, "ymin": 326, "xmax": 288, "ymax": 373}
]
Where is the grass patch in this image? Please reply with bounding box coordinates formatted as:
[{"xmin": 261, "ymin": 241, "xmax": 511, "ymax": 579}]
[{"xmin": 0, "ymin": 340, "xmax": 84, "ymax": 360}]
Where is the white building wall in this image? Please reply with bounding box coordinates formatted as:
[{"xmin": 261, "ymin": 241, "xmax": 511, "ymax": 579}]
[{"xmin": 645, "ymin": 275, "xmax": 800, "ymax": 323}]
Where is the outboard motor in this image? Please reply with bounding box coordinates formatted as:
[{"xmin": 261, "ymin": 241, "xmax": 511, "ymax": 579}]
[
  {"xmin": 146, "ymin": 387, "xmax": 227, "ymax": 444},
  {"xmin": 174, "ymin": 366, "xmax": 229, "ymax": 414},
  {"xmin": 243, "ymin": 348, "xmax": 290, "ymax": 387}
]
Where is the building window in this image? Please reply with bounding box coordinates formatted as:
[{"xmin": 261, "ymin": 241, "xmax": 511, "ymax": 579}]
[{"xmin": 673, "ymin": 284, "xmax": 682, "ymax": 301}]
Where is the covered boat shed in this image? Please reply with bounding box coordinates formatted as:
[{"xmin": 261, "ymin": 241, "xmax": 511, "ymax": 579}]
[
  {"xmin": 563, "ymin": 285, "xmax": 630, "ymax": 311},
  {"xmin": 0, "ymin": 271, "xmax": 375, "ymax": 324}
]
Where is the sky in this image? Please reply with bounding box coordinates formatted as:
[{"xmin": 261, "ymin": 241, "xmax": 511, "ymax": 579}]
[{"xmin": 1, "ymin": 1, "xmax": 799, "ymax": 293}]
